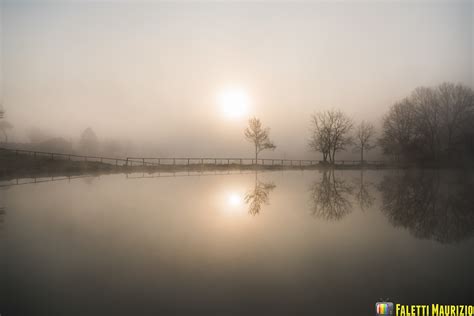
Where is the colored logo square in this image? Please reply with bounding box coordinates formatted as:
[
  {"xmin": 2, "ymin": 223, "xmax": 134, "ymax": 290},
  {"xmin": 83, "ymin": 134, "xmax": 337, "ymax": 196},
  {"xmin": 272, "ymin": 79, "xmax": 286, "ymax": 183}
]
[{"xmin": 376, "ymin": 302, "xmax": 394, "ymax": 315}]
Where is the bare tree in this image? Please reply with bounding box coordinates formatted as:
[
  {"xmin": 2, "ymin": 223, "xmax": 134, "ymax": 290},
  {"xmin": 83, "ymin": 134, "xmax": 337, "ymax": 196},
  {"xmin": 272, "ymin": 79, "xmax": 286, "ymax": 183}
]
[
  {"xmin": 379, "ymin": 98, "xmax": 417, "ymax": 161},
  {"xmin": 380, "ymin": 83, "xmax": 474, "ymax": 163},
  {"xmin": 309, "ymin": 109, "xmax": 353, "ymax": 163},
  {"xmin": 412, "ymin": 86, "xmax": 442, "ymax": 160},
  {"xmin": 437, "ymin": 83, "xmax": 474, "ymax": 156},
  {"xmin": 354, "ymin": 120, "xmax": 376, "ymax": 163},
  {"xmin": 309, "ymin": 112, "xmax": 331, "ymax": 162},
  {"xmin": 244, "ymin": 117, "xmax": 276, "ymax": 163}
]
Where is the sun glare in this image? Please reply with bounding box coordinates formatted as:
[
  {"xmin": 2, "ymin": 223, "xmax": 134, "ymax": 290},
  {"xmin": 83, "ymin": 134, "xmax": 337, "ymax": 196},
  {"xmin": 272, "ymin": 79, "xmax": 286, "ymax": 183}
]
[
  {"xmin": 227, "ymin": 193, "xmax": 243, "ymax": 207},
  {"xmin": 219, "ymin": 191, "xmax": 245, "ymax": 216},
  {"xmin": 218, "ymin": 88, "xmax": 250, "ymax": 119}
]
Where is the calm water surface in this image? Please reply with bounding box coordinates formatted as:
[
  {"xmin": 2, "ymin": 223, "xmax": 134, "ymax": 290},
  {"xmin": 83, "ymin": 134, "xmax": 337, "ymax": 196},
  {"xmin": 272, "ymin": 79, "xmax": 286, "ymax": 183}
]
[{"xmin": 1, "ymin": 170, "xmax": 473, "ymax": 315}]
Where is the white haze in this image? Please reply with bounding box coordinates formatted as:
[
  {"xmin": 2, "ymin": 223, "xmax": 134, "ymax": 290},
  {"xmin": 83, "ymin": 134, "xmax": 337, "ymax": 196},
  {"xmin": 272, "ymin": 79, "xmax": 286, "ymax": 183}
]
[{"xmin": 1, "ymin": 0, "xmax": 473, "ymax": 159}]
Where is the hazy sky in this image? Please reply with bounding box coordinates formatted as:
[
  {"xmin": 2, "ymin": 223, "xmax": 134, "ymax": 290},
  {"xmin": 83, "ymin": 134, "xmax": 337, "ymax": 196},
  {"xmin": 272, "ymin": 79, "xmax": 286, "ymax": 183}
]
[{"xmin": 1, "ymin": 0, "xmax": 473, "ymax": 158}]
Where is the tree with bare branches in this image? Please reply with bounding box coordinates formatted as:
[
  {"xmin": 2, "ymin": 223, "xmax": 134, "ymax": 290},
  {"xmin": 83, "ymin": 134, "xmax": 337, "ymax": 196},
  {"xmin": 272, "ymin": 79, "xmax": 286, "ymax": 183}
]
[
  {"xmin": 354, "ymin": 120, "xmax": 376, "ymax": 163},
  {"xmin": 244, "ymin": 117, "xmax": 276, "ymax": 163},
  {"xmin": 309, "ymin": 109, "xmax": 353, "ymax": 163},
  {"xmin": 379, "ymin": 99, "xmax": 417, "ymax": 161},
  {"xmin": 380, "ymin": 82, "xmax": 474, "ymax": 163}
]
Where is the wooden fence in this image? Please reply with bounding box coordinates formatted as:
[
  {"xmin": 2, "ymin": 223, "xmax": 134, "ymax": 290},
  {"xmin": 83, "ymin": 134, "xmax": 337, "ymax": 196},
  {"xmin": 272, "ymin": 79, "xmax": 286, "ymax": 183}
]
[{"xmin": 1, "ymin": 148, "xmax": 386, "ymax": 168}]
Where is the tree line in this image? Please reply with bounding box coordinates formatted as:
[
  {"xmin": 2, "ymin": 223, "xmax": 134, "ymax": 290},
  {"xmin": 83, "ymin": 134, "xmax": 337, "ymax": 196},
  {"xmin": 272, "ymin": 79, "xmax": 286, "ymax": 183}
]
[
  {"xmin": 245, "ymin": 82, "xmax": 473, "ymax": 164},
  {"xmin": 379, "ymin": 82, "xmax": 474, "ymax": 163}
]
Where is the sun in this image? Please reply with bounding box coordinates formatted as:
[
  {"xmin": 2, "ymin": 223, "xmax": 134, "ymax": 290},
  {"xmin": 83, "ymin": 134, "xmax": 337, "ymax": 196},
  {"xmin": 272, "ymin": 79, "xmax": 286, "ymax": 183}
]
[
  {"xmin": 227, "ymin": 193, "xmax": 243, "ymax": 207},
  {"xmin": 221, "ymin": 192, "xmax": 245, "ymax": 216},
  {"xmin": 217, "ymin": 88, "xmax": 250, "ymax": 119}
]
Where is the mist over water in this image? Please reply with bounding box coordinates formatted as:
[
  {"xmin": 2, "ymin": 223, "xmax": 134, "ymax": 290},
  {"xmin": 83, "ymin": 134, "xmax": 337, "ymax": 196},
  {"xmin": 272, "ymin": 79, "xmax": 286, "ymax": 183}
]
[
  {"xmin": 1, "ymin": 170, "xmax": 473, "ymax": 315},
  {"xmin": 1, "ymin": 1, "xmax": 474, "ymax": 315}
]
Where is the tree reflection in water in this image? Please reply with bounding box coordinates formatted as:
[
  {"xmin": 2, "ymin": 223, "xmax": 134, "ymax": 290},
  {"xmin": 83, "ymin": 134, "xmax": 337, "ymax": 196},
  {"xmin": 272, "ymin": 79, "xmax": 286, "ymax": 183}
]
[
  {"xmin": 378, "ymin": 170, "xmax": 474, "ymax": 243},
  {"xmin": 0, "ymin": 188, "xmax": 5, "ymax": 229},
  {"xmin": 0, "ymin": 207, "xmax": 5, "ymax": 232},
  {"xmin": 354, "ymin": 170, "xmax": 375, "ymax": 212},
  {"xmin": 244, "ymin": 172, "xmax": 276, "ymax": 216},
  {"xmin": 309, "ymin": 170, "xmax": 354, "ymax": 221}
]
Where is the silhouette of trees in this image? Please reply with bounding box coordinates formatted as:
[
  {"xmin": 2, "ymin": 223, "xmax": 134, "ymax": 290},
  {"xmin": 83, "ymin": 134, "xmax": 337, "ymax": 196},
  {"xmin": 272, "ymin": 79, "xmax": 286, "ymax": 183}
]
[
  {"xmin": 378, "ymin": 170, "xmax": 474, "ymax": 243},
  {"xmin": 0, "ymin": 106, "xmax": 13, "ymax": 144},
  {"xmin": 79, "ymin": 127, "xmax": 99, "ymax": 155},
  {"xmin": 26, "ymin": 127, "xmax": 51, "ymax": 144},
  {"xmin": 0, "ymin": 121, "xmax": 13, "ymax": 144},
  {"xmin": 244, "ymin": 117, "xmax": 276, "ymax": 162},
  {"xmin": 379, "ymin": 98, "xmax": 418, "ymax": 161},
  {"xmin": 309, "ymin": 170, "xmax": 354, "ymax": 220},
  {"xmin": 380, "ymin": 83, "xmax": 474, "ymax": 163},
  {"xmin": 353, "ymin": 121, "xmax": 376, "ymax": 163},
  {"xmin": 309, "ymin": 110, "xmax": 353, "ymax": 163},
  {"xmin": 244, "ymin": 172, "xmax": 276, "ymax": 215}
]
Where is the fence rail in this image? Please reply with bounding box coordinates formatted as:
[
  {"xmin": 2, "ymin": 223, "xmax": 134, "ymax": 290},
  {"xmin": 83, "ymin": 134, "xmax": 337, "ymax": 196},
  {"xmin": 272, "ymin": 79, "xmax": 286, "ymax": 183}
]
[
  {"xmin": 1, "ymin": 148, "xmax": 387, "ymax": 168},
  {"xmin": 1, "ymin": 148, "xmax": 129, "ymax": 166}
]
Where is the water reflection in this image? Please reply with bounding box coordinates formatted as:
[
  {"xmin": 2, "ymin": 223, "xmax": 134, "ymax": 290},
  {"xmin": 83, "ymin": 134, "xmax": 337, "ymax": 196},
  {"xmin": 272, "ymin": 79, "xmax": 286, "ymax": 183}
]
[
  {"xmin": 309, "ymin": 170, "xmax": 354, "ymax": 221},
  {"xmin": 0, "ymin": 189, "xmax": 5, "ymax": 230},
  {"xmin": 0, "ymin": 207, "xmax": 4, "ymax": 227},
  {"xmin": 354, "ymin": 170, "xmax": 375, "ymax": 211},
  {"xmin": 244, "ymin": 172, "xmax": 276, "ymax": 215},
  {"xmin": 378, "ymin": 170, "xmax": 474, "ymax": 243}
]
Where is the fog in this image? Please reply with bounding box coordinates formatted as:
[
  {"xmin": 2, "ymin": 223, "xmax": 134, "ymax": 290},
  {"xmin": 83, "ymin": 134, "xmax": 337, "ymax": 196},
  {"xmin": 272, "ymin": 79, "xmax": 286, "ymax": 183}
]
[{"xmin": 1, "ymin": 0, "xmax": 473, "ymax": 158}]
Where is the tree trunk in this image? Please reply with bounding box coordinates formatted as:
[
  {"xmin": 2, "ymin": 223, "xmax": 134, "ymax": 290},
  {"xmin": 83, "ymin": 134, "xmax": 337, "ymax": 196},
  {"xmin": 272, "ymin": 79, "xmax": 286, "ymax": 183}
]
[
  {"xmin": 255, "ymin": 144, "xmax": 258, "ymax": 165},
  {"xmin": 1, "ymin": 129, "xmax": 7, "ymax": 143},
  {"xmin": 360, "ymin": 145, "xmax": 364, "ymax": 164}
]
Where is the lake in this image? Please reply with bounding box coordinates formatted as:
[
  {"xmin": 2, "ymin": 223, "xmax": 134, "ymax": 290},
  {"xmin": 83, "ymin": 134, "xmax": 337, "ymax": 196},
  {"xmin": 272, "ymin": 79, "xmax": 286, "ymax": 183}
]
[{"xmin": 1, "ymin": 169, "xmax": 473, "ymax": 315}]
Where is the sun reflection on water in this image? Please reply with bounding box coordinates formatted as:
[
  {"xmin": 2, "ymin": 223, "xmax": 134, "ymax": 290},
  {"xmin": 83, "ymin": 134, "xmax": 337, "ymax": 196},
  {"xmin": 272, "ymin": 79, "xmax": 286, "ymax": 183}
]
[{"xmin": 221, "ymin": 191, "xmax": 245, "ymax": 216}]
